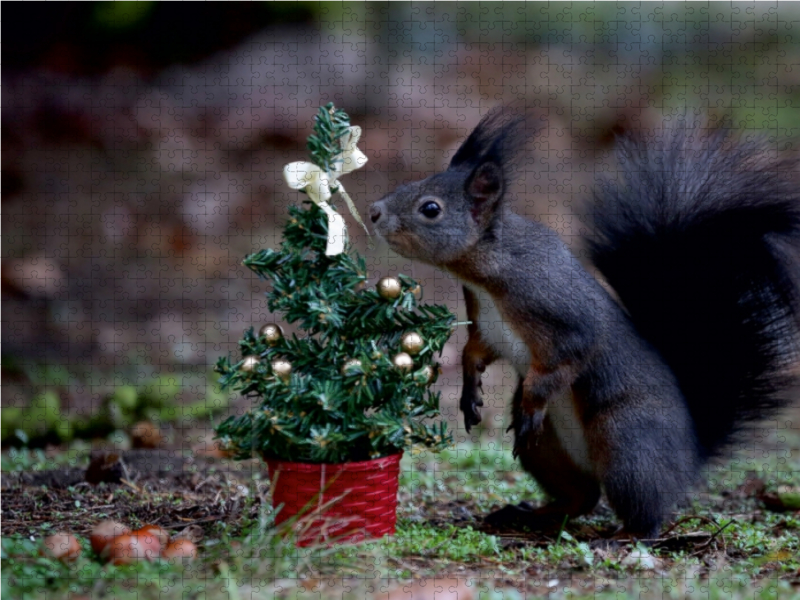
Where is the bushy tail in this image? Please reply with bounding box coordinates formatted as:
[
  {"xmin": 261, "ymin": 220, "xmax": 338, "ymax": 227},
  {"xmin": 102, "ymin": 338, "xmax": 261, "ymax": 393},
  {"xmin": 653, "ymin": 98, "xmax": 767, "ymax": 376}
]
[{"xmin": 589, "ymin": 120, "xmax": 800, "ymax": 457}]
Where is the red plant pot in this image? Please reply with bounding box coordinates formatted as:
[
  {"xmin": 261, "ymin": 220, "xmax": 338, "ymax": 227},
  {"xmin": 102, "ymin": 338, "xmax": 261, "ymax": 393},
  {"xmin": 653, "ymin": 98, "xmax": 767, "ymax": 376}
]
[{"xmin": 265, "ymin": 452, "xmax": 402, "ymax": 547}]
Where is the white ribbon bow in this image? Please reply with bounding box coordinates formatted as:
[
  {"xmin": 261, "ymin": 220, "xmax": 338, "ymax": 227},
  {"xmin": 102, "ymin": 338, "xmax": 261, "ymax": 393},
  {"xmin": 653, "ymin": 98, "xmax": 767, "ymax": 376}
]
[{"xmin": 283, "ymin": 126, "xmax": 369, "ymax": 255}]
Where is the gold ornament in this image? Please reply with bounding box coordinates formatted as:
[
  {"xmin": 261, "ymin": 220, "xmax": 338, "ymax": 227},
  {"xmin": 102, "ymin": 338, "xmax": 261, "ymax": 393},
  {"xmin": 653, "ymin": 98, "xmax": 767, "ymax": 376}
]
[
  {"xmin": 259, "ymin": 323, "xmax": 284, "ymax": 345},
  {"xmin": 377, "ymin": 276, "xmax": 402, "ymax": 300},
  {"xmin": 400, "ymin": 331, "xmax": 425, "ymax": 355},
  {"xmin": 241, "ymin": 356, "xmax": 261, "ymax": 372},
  {"xmin": 341, "ymin": 358, "xmax": 363, "ymax": 376},
  {"xmin": 392, "ymin": 352, "xmax": 414, "ymax": 372},
  {"xmin": 271, "ymin": 358, "xmax": 293, "ymax": 382},
  {"xmin": 421, "ymin": 365, "xmax": 436, "ymax": 384}
]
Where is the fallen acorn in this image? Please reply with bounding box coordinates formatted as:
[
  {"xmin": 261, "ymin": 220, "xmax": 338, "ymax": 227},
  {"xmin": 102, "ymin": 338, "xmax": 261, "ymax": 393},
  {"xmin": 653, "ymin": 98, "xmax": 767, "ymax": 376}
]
[
  {"xmin": 42, "ymin": 533, "xmax": 82, "ymax": 563},
  {"xmin": 106, "ymin": 533, "xmax": 161, "ymax": 565},
  {"xmin": 131, "ymin": 421, "xmax": 162, "ymax": 449},
  {"xmin": 161, "ymin": 539, "xmax": 197, "ymax": 562},
  {"xmin": 90, "ymin": 520, "xmax": 131, "ymax": 556}
]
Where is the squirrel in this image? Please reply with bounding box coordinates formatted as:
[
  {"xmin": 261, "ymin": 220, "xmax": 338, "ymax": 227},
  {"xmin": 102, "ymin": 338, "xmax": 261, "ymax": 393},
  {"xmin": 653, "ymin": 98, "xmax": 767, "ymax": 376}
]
[{"xmin": 369, "ymin": 106, "xmax": 800, "ymax": 540}]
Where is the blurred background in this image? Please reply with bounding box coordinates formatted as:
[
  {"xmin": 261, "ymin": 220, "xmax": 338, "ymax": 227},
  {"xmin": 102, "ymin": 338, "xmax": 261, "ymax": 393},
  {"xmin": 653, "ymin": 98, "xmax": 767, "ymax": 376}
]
[{"xmin": 4, "ymin": 2, "xmax": 800, "ymax": 449}]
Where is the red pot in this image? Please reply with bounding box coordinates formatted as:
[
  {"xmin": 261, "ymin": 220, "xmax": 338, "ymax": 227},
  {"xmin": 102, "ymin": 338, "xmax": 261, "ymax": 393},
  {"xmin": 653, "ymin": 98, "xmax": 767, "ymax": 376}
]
[{"xmin": 265, "ymin": 452, "xmax": 402, "ymax": 547}]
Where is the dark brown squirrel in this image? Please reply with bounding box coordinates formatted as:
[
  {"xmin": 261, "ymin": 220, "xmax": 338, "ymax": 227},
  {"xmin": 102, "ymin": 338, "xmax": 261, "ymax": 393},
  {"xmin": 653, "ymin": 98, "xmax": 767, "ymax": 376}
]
[{"xmin": 369, "ymin": 106, "xmax": 800, "ymax": 539}]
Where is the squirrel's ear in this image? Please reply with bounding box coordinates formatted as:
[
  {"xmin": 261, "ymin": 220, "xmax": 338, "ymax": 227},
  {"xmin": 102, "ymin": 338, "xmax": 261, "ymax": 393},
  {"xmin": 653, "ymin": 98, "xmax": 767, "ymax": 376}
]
[{"xmin": 466, "ymin": 162, "xmax": 504, "ymax": 223}]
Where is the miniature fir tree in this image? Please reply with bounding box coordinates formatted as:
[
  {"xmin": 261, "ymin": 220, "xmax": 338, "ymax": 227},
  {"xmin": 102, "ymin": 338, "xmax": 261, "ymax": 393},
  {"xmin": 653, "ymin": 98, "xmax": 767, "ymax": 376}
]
[{"xmin": 214, "ymin": 104, "xmax": 455, "ymax": 464}]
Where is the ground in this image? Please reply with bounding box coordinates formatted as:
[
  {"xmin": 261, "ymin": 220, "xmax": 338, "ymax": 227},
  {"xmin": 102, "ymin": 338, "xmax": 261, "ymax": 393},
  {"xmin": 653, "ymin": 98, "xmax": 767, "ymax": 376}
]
[{"xmin": 2, "ymin": 422, "xmax": 798, "ymax": 599}]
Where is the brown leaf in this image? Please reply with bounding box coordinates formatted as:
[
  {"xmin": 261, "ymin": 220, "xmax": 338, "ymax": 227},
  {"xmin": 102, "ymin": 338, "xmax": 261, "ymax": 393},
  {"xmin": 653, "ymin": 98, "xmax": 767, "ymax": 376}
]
[
  {"xmin": 172, "ymin": 524, "xmax": 204, "ymax": 544},
  {"xmin": 193, "ymin": 440, "xmax": 234, "ymax": 459}
]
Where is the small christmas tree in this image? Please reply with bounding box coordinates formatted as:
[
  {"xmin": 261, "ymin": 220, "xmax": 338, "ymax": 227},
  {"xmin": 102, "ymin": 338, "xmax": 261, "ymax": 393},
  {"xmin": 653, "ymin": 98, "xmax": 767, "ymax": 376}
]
[{"xmin": 214, "ymin": 104, "xmax": 455, "ymax": 464}]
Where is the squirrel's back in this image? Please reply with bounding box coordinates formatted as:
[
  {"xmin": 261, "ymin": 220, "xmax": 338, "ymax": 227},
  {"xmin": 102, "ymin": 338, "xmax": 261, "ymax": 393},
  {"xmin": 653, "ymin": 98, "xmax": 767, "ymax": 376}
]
[{"xmin": 589, "ymin": 120, "xmax": 800, "ymax": 457}]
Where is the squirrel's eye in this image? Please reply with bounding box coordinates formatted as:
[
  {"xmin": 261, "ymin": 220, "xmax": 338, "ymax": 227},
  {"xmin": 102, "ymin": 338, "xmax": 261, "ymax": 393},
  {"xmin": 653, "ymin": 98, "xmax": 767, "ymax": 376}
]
[{"xmin": 419, "ymin": 201, "xmax": 442, "ymax": 219}]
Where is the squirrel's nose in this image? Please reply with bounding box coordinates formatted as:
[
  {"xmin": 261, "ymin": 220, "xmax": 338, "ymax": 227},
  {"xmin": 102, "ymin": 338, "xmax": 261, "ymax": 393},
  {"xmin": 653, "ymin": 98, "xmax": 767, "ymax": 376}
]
[{"xmin": 369, "ymin": 203, "xmax": 383, "ymax": 224}]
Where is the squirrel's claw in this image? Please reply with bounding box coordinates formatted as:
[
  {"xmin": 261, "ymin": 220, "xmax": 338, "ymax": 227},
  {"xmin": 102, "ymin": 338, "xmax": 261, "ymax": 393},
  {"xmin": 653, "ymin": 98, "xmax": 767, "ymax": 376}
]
[
  {"xmin": 511, "ymin": 407, "xmax": 546, "ymax": 456},
  {"xmin": 461, "ymin": 404, "xmax": 482, "ymax": 432},
  {"xmin": 460, "ymin": 390, "xmax": 483, "ymax": 432},
  {"xmin": 517, "ymin": 409, "xmax": 545, "ymax": 437}
]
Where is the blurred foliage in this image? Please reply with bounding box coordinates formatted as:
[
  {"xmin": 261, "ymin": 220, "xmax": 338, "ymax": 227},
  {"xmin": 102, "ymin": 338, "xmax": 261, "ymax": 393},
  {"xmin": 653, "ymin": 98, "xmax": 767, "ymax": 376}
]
[
  {"xmin": 6, "ymin": 2, "xmax": 800, "ymax": 131},
  {"xmin": 4, "ymin": 2, "xmax": 316, "ymax": 74},
  {"xmin": 1, "ymin": 368, "xmax": 230, "ymax": 448},
  {"xmin": 6, "ymin": 1, "xmax": 800, "ymax": 425},
  {"xmin": 92, "ymin": 1, "xmax": 156, "ymax": 30}
]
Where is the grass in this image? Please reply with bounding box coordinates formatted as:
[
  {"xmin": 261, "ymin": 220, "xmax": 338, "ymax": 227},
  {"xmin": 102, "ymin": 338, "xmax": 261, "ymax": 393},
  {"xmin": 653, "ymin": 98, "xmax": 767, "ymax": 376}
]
[
  {"xmin": 2, "ymin": 430, "xmax": 799, "ymax": 599},
  {"xmin": 1, "ymin": 446, "xmax": 91, "ymax": 472}
]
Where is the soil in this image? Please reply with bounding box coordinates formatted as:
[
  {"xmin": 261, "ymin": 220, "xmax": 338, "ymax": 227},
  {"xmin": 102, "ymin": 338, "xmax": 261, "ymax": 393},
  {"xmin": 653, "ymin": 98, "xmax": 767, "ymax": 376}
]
[
  {"xmin": 1, "ymin": 449, "xmax": 264, "ymax": 540},
  {"xmin": 2, "ymin": 436, "xmax": 799, "ymax": 594}
]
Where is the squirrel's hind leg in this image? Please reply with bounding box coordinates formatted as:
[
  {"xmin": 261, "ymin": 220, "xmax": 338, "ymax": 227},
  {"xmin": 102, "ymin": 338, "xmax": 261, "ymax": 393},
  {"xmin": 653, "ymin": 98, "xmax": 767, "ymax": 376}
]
[
  {"xmin": 485, "ymin": 380, "xmax": 601, "ymax": 532},
  {"xmin": 588, "ymin": 400, "xmax": 701, "ymax": 541}
]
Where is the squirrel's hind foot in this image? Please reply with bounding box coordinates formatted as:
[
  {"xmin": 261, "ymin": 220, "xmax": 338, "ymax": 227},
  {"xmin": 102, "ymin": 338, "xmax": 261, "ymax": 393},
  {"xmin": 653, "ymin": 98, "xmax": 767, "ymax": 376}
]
[{"xmin": 483, "ymin": 501, "xmax": 568, "ymax": 533}]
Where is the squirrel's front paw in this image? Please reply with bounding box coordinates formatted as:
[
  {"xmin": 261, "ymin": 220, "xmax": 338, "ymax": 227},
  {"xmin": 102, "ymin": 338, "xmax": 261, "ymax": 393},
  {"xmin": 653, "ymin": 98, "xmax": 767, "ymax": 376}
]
[{"xmin": 459, "ymin": 390, "xmax": 483, "ymax": 432}]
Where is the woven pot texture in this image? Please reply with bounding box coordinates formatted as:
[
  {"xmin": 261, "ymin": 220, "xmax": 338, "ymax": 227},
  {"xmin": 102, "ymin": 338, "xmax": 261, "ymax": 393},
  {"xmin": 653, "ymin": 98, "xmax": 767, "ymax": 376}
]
[{"xmin": 265, "ymin": 452, "xmax": 402, "ymax": 547}]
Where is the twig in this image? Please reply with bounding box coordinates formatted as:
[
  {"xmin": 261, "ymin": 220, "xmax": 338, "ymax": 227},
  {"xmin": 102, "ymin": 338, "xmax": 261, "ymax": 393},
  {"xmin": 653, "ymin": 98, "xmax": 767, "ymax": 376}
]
[
  {"xmin": 162, "ymin": 515, "xmax": 227, "ymax": 529},
  {"xmin": 660, "ymin": 515, "xmax": 718, "ymax": 538},
  {"xmin": 120, "ymin": 479, "xmax": 141, "ymax": 493},
  {"xmin": 691, "ymin": 520, "xmax": 734, "ymax": 556}
]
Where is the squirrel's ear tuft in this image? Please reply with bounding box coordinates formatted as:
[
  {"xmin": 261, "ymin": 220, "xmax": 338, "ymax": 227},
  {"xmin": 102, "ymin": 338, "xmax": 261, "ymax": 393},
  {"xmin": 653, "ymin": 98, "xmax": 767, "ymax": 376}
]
[
  {"xmin": 450, "ymin": 104, "xmax": 535, "ymax": 172},
  {"xmin": 466, "ymin": 162, "xmax": 504, "ymax": 223}
]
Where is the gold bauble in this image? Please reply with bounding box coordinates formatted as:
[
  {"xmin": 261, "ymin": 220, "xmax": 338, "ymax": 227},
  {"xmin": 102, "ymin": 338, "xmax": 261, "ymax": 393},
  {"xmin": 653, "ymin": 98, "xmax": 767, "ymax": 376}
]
[
  {"xmin": 271, "ymin": 358, "xmax": 293, "ymax": 382},
  {"xmin": 400, "ymin": 331, "xmax": 425, "ymax": 355},
  {"xmin": 392, "ymin": 352, "xmax": 414, "ymax": 372},
  {"xmin": 241, "ymin": 356, "xmax": 261, "ymax": 372},
  {"xmin": 421, "ymin": 365, "xmax": 436, "ymax": 384},
  {"xmin": 377, "ymin": 276, "xmax": 402, "ymax": 300},
  {"xmin": 341, "ymin": 358, "xmax": 363, "ymax": 376},
  {"xmin": 259, "ymin": 323, "xmax": 284, "ymax": 345}
]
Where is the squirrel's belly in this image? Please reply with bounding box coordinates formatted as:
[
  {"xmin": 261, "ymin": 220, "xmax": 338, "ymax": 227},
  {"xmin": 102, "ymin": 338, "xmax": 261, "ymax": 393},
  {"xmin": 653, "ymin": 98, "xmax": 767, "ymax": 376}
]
[
  {"xmin": 473, "ymin": 296, "xmax": 531, "ymax": 376},
  {"xmin": 465, "ymin": 283, "xmax": 593, "ymax": 473},
  {"xmin": 548, "ymin": 391, "xmax": 592, "ymax": 473}
]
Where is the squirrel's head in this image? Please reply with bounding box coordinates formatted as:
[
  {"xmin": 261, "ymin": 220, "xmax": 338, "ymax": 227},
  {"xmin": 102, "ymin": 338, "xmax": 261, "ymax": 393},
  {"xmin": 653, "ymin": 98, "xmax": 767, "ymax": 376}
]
[
  {"xmin": 369, "ymin": 164, "xmax": 507, "ymax": 265},
  {"xmin": 370, "ymin": 106, "xmax": 535, "ymax": 266}
]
